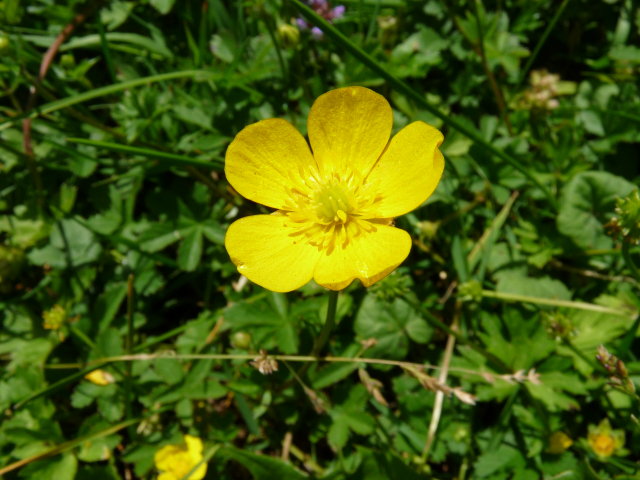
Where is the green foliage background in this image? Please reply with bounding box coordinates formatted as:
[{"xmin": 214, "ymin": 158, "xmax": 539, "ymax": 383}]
[{"xmin": 1, "ymin": 0, "xmax": 640, "ymax": 478}]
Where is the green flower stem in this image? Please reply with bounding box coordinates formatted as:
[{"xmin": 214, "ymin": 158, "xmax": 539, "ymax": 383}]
[
  {"xmin": 125, "ymin": 273, "xmax": 135, "ymax": 437},
  {"xmin": 312, "ymin": 290, "xmax": 340, "ymax": 357},
  {"xmin": 295, "ymin": 289, "xmax": 340, "ymax": 378},
  {"xmin": 262, "ymin": 16, "xmax": 288, "ymax": 81},
  {"xmin": 289, "ymin": 0, "xmax": 558, "ymax": 210},
  {"xmin": 480, "ymin": 289, "xmax": 635, "ymax": 317}
]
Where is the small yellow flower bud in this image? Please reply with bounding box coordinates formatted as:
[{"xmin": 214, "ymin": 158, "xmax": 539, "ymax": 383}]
[
  {"xmin": 84, "ymin": 369, "xmax": 116, "ymax": 386},
  {"xmin": 0, "ymin": 34, "xmax": 9, "ymax": 53},
  {"xmin": 231, "ymin": 331, "xmax": 252, "ymax": 349},
  {"xmin": 277, "ymin": 23, "xmax": 300, "ymax": 48},
  {"xmin": 60, "ymin": 53, "xmax": 75, "ymax": 68},
  {"xmin": 546, "ymin": 431, "xmax": 573, "ymax": 454},
  {"xmin": 43, "ymin": 304, "xmax": 67, "ymax": 330}
]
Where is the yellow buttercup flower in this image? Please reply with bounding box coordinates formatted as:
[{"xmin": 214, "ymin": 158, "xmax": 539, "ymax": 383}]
[
  {"xmin": 154, "ymin": 435, "xmax": 207, "ymax": 480},
  {"xmin": 587, "ymin": 419, "xmax": 624, "ymax": 458},
  {"xmin": 225, "ymin": 86, "xmax": 444, "ymax": 292}
]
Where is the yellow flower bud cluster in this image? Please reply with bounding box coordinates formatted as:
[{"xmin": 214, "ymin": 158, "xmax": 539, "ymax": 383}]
[{"xmin": 42, "ymin": 304, "xmax": 67, "ymax": 330}]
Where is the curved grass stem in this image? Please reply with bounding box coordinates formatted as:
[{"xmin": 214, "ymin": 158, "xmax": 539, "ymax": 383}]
[{"xmin": 480, "ymin": 289, "xmax": 636, "ymax": 317}]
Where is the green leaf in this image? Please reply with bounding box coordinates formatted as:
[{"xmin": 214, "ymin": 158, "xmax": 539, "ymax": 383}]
[
  {"xmin": 557, "ymin": 302, "xmax": 635, "ymax": 374},
  {"xmin": 218, "ymin": 446, "xmax": 307, "ymax": 480},
  {"xmin": 224, "ymin": 297, "xmax": 300, "ymax": 354},
  {"xmin": 149, "ymin": 0, "xmax": 176, "ymax": 14},
  {"xmin": 354, "ymin": 294, "xmax": 432, "ymax": 359},
  {"xmin": 28, "ymin": 219, "xmax": 102, "ymax": 269},
  {"xmin": 474, "ymin": 444, "xmax": 525, "ymax": 477},
  {"xmin": 557, "ymin": 171, "xmax": 635, "ymax": 250},
  {"xmin": 154, "ymin": 358, "xmax": 185, "ymax": 385},
  {"xmin": 92, "ymin": 283, "xmax": 128, "ymax": 333},
  {"xmin": 18, "ymin": 453, "xmax": 77, "ymax": 480},
  {"xmin": 177, "ymin": 226, "xmax": 203, "ymax": 271},
  {"xmin": 495, "ymin": 272, "xmax": 571, "ymax": 302},
  {"xmin": 351, "ymin": 446, "xmax": 424, "ymax": 480}
]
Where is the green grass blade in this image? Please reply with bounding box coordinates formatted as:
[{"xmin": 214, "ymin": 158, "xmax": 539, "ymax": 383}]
[
  {"xmin": 289, "ymin": 0, "xmax": 558, "ymax": 210},
  {"xmin": 65, "ymin": 138, "xmax": 224, "ymax": 168},
  {"xmin": 516, "ymin": 0, "xmax": 572, "ymax": 88},
  {"xmin": 0, "ymin": 70, "xmax": 219, "ymax": 131}
]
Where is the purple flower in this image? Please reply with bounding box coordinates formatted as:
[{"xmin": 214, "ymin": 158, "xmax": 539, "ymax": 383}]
[
  {"xmin": 297, "ymin": 0, "xmax": 345, "ymax": 40},
  {"xmin": 331, "ymin": 5, "xmax": 345, "ymax": 19}
]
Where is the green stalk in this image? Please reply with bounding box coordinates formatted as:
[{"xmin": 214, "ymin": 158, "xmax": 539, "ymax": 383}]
[
  {"xmin": 0, "ymin": 70, "xmax": 218, "ymax": 130},
  {"xmin": 65, "ymin": 137, "xmax": 223, "ymax": 168},
  {"xmin": 622, "ymin": 241, "xmax": 640, "ymax": 281},
  {"xmin": 125, "ymin": 273, "xmax": 135, "ymax": 436},
  {"xmin": 289, "ymin": 0, "xmax": 558, "ymax": 210},
  {"xmin": 312, "ymin": 290, "xmax": 339, "ymax": 357},
  {"xmin": 481, "ymin": 289, "xmax": 634, "ymax": 317},
  {"xmin": 97, "ymin": 19, "xmax": 116, "ymax": 83}
]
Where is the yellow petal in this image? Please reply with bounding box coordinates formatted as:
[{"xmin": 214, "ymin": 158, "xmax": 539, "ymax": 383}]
[
  {"xmin": 225, "ymin": 214, "xmax": 322, "ymax": 292},
  {"xmin": 225, "ymin": 118, "xmax": 318, "ymax": 210},
  {"xmin": 186, "ymin": 462, "xmax": 207, "ymax": 480},
  {"xmin": 313, "ymin": 223, "xmax": 411, "ymax": 290},
  {"xmin": 308, "ymin": 86, "xmax": 392, "ymax": 177},
  {"xmin": 155, "ymin": 445, "xmax": 181, "ymax": 471},
  {"xmin": 158, "ymin": 473, "xmax": 177, "ymax": 480},
  {"xmin": 364, "ymin": 121, "xmax": 444, "ymax": 218},
  {"xmin": 184, "ymin": 435, "xmax": 203, "ymax": 455}
]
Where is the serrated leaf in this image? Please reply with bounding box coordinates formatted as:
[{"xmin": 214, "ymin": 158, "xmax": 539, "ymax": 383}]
[
  {"xmin": 354, "ymin": 294, "xmax": 432, "ymax": 359},
  {"xmin": 557, "ymin": 171, "xmax": 635, "ymax": 250}
]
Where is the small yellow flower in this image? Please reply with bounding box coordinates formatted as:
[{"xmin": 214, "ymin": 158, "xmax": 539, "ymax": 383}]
[
  {"xmin": 84, "ymin": 369, "xmax": 116, "ymax": 386},
  {"xmin": 547, "ymin": 431, "xmax": 573, "ymax": 454},
  {"xmin": 588, "ymin": 419, "xmax": 624, "ymax": 458},
  {"xmin": 154, "ymin": 435, "xmax": 207, "ymax": 480},
  {"xmin": 225, "ymin": 87, "xmax": 444, "ymax": 292}
]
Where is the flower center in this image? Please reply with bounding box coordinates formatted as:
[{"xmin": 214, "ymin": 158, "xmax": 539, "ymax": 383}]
[{"xmin": 313, "ymin": 182, "xmax": 354, "ymax": 224}]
